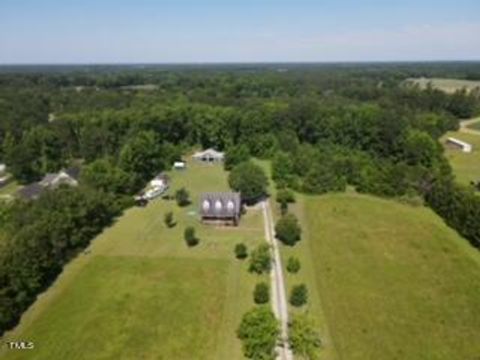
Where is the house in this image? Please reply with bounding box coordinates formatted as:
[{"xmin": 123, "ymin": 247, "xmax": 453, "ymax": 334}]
[
  {"xmin": 40, "ymin": 167, "xmax": 80, "ymax": 188},
  {"xmin": 446, "ymin": 137, "xmax": 473, "ymax": 153},
  {"xmin": 200, "ymin": 192, "xmax": 241, "ymax": 226},
  {"xmin": 17, "ymin": 166, "xmax": 81, "ymax": 200},
  {"xmin": 193, "ymin": 149, "xmax": 225, "ymax": 163},
  {"xmin": 174, "ymin": 161, "xmax": 186, "ymax": 170},
  {"xmin": 17, "ymin": 183, "xmax": 44, "ymax": 201}
]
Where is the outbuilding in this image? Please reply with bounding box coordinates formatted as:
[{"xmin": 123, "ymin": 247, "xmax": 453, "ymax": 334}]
[
  {"xmin": 200, "ymin": 192, "xmax": 241, "ymax": 226},
  {"xmin": 446, "ymin": 137, "xmax": 473, "ymax": 153},
  {"xmin": 193, "ymin": 149, "xmax": 225, "ymax": 163}
]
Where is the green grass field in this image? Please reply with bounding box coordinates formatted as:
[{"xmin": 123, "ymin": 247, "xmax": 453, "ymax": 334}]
[
  {"xmin": 467, "ymin": 121, "xmax": 480, "ymax": 131},
  {"xmin": 296, "ymin": 193, "xmax": 480, "ymax": 360},
  {"xmin": 442, "ymin": 131, "xmax": 480, "ymax": 185},
  {"xmin": 408, "ymin": 77, "xmax": 480, "ymax": 93},
  {"xmin": 0, "ymin": 179, "xmax": 20, "ymax": 197},
  {"xmin": 1, "ymin": 160, "xmax": 266, "ymax": 360}
]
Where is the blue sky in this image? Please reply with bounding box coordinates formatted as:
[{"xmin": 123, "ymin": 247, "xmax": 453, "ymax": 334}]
[{"xmin": 0, "ymin": 0, "xmax": 479, "ymax": 63}]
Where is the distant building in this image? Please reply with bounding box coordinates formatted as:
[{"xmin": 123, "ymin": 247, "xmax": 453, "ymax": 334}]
[
  {"xmin": 200, "ymin": 192, "xmax": 241, "ymax": 226},
  {"xmin": 193, "ymin": 149, "xmax": 224, "ymax": 163},
  {"xmin": 40, "ymin": 168, "xmax": 80, "ymax": 188},
  {"xmin": 17, "ymin": 166, "xmax": 81, "ymax": 200},
  {"xmin": 446, "ymin": 137, "xmax": 473, "ymax": 153}
]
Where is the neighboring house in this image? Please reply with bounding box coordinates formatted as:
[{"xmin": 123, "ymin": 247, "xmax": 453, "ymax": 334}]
[
  {"xmin": 173, "ymin": 161, "xmax": 186, "ymax": 170},
  {"xmin": 193, "ymin": 149, "xmax": 225, "ymax": 163},
  {"xmin": 446, "ymin": 137, "xmax": 473, "ymax": 153},
  {"xmin": 200, "ymin": 192, "xmax": 241, "ymax": 226},
  {"xmin": 17, "ymin": 183, "xmax": 44, "ymax": 201},
  {"xmin": 17, "ymin": 166, "xmax": 81, "ymax": 200},
  {"xmin": 40, "ymin": 167, "xmax": 80, "ymax": 188}
]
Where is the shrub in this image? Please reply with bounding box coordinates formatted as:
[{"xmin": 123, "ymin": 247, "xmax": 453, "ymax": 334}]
[
  {"xmin": 249, "ymin": 244, "xmax": 271, "ymax": 274},
  {"xmin": 175, "ymin": 187, "xmax": 191, "ymax": 207},
  {"xmin": 275, "ymin": 213, "xmax": 302, "ymax": 246},
  {"xmin": 164, "ymin": 211, "xmax": 176, "ymax": 228},
  {"xmin": 253, "ymin": 282, "xmax": 270, "ymax": 304},
  {"xmin": 290, "ymin": 284, "xmax": 308, "ymax": 307},
  {"xmin": 286, "ymin": 257, "xmax": 301, "ymax": 274},
  {"xmin": 276, "ymin": 189, "xmax": 296, "ymax": 215},
  {"xmin": 289, "ymin": 313, "xmax": 322, "ymax": 360},
  {"xmin": 235, "ymin": 243, "xmax": 248, "ymax": 259},
  {"xmin": 237, "ymin": 307, "xmax": 279, "ymax": 360},
  {"xmin": 184, "ymin": 226, "xmax": 199, "ymax": 247}
]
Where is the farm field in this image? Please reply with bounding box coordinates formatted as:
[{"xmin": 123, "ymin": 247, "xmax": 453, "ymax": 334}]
[
  {"xmin": 407, "ymin": 77, "xmax": 480, "ymax": 93},
  {"xmin": 300, "ymin": 193, "xmax": 480, "ymax": 360},
  {"xmin": 0, "ymin": 160, "xmax": 266, "ymax": 360},
  {"xmin": 442, "ymin": 130, "xmax": 480, "ymax": 185}
]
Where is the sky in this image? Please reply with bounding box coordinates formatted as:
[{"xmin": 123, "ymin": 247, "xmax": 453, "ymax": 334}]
[{"xmin": 0, "ymin": 0, "xmax": 479, "ymax": 64}]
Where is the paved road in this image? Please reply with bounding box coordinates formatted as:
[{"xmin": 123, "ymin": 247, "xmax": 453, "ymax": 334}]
[
  {"xmin": 261, "ymin": 200, "xmax": 294, "ymax": 360},
  {"xmin": 459, "ymin": 117, "xmax": 480, "ymax": 136}
]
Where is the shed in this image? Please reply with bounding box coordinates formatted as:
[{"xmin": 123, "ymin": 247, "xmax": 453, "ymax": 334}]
[
  {"xmin": 200, "ymin": 192, "xmax": 241, "ymax": 226},
  {"xmin": 193, "ymin": 149, "xmax": 224, "ymax": 163}
]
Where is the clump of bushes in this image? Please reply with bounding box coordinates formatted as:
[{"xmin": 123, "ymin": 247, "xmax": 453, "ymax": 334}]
[
  {"xmin": 164, "ymin": 211, "xmax": 176, "ymax": 228},
  {"xmin": 275, "ymin": 213, "xmax": 302, "ymax": 246},
  {"xmin": 175, "ymin": 187, "xmax": 191, "ymax": 207},
  {"xmin": 289, "ymin": 313, "xmax": 322, "ymax": 360},
  {"xmin": 248, "ymin": 244, "xmax": 271, "ymax": 274},
  {"xmin": 237, "ymin": 306, "xmax": 279, "ymax": 360},
  {"xmin": 290, "ymin": 284, "xmax": 308, "ymax": 307},
  {"xmin": 234, "ymin": 243, "xmax": 248, "ymax": 259},
  {"xmin": 276, "ymin": 189, "xmax": 296, "ymax": 215},
  {"xmin": 286, "ymin": 256, "xmax": 301, "ymax": 274},
  {"xmin": 184, "ymin": 226, "xmax": 199, "ymax": 247},
  {"xmin": 253, "ymin": 282, "xmax": 270, "ymax": 304}
]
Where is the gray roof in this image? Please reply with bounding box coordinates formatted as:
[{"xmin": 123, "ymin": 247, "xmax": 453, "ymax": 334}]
[
  {"xmin": 41, "ymin": 173, "xmax": 58, "ymax": 185},
  {"xmin": 193, "ymin": 149, "xmax": 225, "ymax": 160},
  {"xmin": 17, "ymin": 183, "xmax": 44, "ymax": 200},
  {"xmin": 200, "ymin": 192, "xmax": 241, "ymax": 218},
  {"xmin": 64, "ymin": 166, "xmax": 81, "ymax": 180}
]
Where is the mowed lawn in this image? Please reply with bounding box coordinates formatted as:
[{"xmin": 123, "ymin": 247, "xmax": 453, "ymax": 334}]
[
  {"xmin": 1, "ymin": 160, "xmax": 266, "ymax": 360},
  {"xmin": 304, "ymin": 193, "xmax": 480, "ymax": 360},
  {"xmin": 442, "ymin": 131, "xmax": 480, "ymax": 185}
]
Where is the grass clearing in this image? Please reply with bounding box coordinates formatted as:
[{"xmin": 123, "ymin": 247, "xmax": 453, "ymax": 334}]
[
  {"xmin": 302, "ymin": 193, "xmax": 480, "ymax": 360},
  {"xmin": 407, "ymin": 77, "xmax": 480, "ymax": 93},
  {"xmin": 442, "ymin": 130, "xmax": 480, "ymax": 185},
  {"xmin": 0, "ymin": 179, "xmax": 20, "ymax": 197},
  {"xmin": 1, "ymin": 159, "xmax": 266, "ymax": 360}
]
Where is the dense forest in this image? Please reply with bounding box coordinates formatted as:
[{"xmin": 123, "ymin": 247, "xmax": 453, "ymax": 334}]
[{"xmin": 1, "ymin": 62, "xmax": 480, "ymax": 335}]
